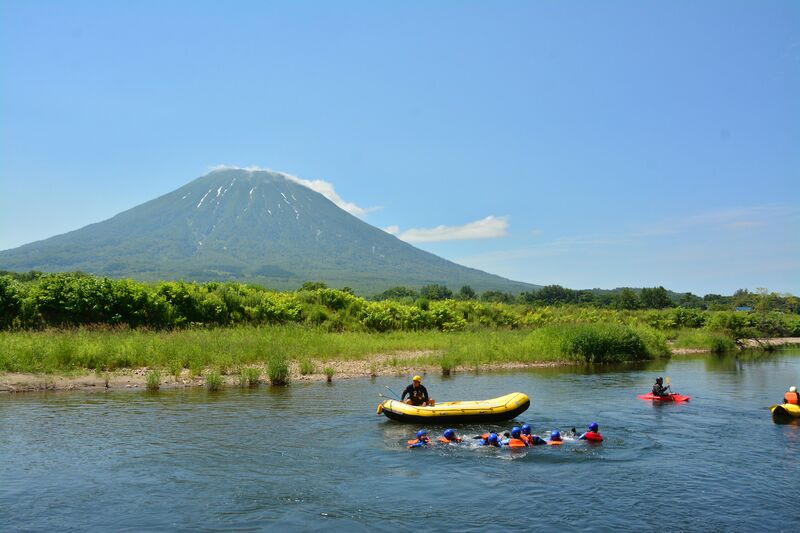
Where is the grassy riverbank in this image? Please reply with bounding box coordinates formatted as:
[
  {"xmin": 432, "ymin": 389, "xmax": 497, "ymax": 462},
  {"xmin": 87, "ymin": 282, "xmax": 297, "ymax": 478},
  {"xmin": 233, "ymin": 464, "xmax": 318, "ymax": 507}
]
[
  {"xmin": 0, "ymin": 322, "xmax": 671, "ymax": 376},
  {"xmin": 1, "ymin": 326, "xmax": 798, "ymax": 393}
]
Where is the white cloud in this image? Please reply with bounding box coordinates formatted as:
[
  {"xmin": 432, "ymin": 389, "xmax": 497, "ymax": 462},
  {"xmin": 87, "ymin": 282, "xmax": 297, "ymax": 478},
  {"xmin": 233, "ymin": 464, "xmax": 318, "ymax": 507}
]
[
  {"xmin": 208, "ymin": 165, "xmax": 379, "ymax": 218},
  {"xmin": 390, "ymin": 216, "xmax": 509, "ymax": 243}
]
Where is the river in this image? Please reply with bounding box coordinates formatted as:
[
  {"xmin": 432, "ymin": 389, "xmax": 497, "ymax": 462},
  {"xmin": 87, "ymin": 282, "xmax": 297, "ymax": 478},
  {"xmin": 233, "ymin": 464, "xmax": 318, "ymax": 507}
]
[{"xmin": 2, "ymin": 349, "xmax": 799, "ymax": 532}]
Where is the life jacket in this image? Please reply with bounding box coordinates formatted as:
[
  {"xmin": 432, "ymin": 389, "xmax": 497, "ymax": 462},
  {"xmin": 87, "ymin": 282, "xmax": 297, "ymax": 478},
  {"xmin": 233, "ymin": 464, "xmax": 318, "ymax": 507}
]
[
  {"xmin": 583, "ymin": 431, "xmax": 603, "ymax": 442},
  {"xmin": 507, "ymin": 438, "xmax": 527, "ymax": 448},
  {"xmin": 437, "ymin": 436, "xmax": 462, "ymax": 443},
  {"xmin": 407, "ymin": 436, "xmax": 430, "ymax": 447},
  {"xmin": 784, "ymin": 391, "xmax": 800, "ymax": 405},
  {"xmin": 521, "ymin": 434, "xmax": 533, "ymax": 446},
  {"xmin": 547, "ymin": 439, "xmax": 563, "ymax": 446}
]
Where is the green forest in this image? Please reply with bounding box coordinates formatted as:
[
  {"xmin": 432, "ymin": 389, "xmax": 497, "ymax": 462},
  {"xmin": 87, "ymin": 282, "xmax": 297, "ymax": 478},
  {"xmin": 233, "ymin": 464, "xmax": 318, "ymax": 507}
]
[{"xmin": 1, "ymin": 271, "xmax": 798, "ymax": 333}]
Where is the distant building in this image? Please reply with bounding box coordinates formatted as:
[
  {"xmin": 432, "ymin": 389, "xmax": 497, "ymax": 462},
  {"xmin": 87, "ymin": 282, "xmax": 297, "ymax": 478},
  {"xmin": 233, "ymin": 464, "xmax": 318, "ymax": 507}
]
[{"xmin": 735, "ymin": 306, "xmax": 753, "ymax": 312}]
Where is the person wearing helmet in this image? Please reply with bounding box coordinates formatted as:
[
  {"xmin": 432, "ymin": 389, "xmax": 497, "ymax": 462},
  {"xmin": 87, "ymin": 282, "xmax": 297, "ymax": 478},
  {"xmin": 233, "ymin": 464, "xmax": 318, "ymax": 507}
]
[
  {"xmin": 505, "ymin": 426, "xmax": 528, "ymax": 448},
  {"xmin": 401, "ymin": 375, "xmax": 435, "ymax": 406},
  {"xmin": 578, "ymin": 422, "xmax": 603, "ymax": 442},
  {"xmin": 783, "ymin": 386, "xmax": 799, "ymax": 405},
  {"xmin": 652, "ymin": 377, "xmax": 671, "ymax": 397},
  {"xmin": 408, "ymin": 429, "xmax": 431, "ymax": 448},
  {"xmin": 520, "ymin": 423, "xmax": 547, "ymax": 446},
  {"xmin": 547, "ymin": 429, "xmax": 563, "ymax": 445},
  {"xmin": 478, "ymin": 432, "xmax": 502, "ymax": 447},
  {"xmin": 437, "ymin": 428, "xmax": 462, "ymax": 444}
]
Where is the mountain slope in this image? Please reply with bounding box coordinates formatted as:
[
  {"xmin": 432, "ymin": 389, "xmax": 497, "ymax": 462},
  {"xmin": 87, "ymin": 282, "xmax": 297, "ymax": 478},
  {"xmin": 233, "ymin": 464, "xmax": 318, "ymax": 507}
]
[{"xmin": 0, "ymin": 169, "xmax": 538, "ymax": 294}]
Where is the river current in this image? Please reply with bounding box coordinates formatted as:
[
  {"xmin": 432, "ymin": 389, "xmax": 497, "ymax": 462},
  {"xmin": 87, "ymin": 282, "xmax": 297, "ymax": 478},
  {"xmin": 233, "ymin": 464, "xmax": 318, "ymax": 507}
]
[{"xmin": 2, "ymin": 349, "xmax": 799, "ymax": 532}]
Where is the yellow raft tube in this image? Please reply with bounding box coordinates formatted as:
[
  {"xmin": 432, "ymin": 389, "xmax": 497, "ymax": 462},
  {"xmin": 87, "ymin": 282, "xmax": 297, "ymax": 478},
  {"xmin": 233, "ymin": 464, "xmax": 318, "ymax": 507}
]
[
  {"xmin": 376, "ymin": 392, "xmax": 530, "ymax": 424},
  {"xmin": 771, "ymin": 403, "xmax": 800, "ymax": 418}
]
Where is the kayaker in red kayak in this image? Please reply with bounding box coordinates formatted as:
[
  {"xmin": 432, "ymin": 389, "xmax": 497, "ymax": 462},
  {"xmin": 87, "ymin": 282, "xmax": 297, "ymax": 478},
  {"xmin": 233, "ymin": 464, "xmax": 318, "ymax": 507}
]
[
  {"xmin": 652, "ymin": 377, "xmax": 671, "ymax": 397},
  {"xmin": 578, "ymin": 422, "xmax": 603, "ymax": 442},
  {"xmin": 783, "ymin": 386, "xmax": 799, "ymax": 405}
]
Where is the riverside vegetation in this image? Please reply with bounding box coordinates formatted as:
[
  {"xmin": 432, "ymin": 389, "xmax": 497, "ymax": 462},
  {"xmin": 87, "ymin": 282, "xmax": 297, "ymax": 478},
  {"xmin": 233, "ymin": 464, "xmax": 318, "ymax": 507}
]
[{"xmin": 0, "ymin": 273, "xmax": 798, "ymax": 381}]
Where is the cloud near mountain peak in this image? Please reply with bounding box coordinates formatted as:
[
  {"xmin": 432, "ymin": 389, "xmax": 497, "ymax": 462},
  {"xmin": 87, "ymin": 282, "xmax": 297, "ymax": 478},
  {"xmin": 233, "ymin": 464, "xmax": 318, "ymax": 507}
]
[{"xmin": 385, "ymin": 216, "xmax": 509, "ymax": 243}]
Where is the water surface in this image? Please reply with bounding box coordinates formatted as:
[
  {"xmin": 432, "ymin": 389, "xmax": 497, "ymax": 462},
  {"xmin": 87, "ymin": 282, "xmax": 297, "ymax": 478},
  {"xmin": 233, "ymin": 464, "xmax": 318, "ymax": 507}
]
[{"xmin": 2, "ymin": 349, "xmax": 799, "ymax": 532}]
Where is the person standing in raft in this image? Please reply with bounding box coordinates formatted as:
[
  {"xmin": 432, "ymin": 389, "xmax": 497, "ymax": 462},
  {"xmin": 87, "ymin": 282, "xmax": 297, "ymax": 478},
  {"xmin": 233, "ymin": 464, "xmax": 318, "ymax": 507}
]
[
  {"xmin": 437, "ymin": 428, "xmax": 462, "ymax": 444},
  {"xmin": 652, "ymin": 377, "xmax": 671, "ymax": 397},
  {"xmin": 401, "ymin": 375, "xmax": 435, "ymax": 406},
  {"xmin": 783, "ymin": 386, "xmax": 799, "ymax": 405},
  {"xmin": 408, "ymin": 429, "xmax": 431, "ymax": 448},
  {"xmin": 578, "ymin": 422, "xmax": 603, "ymax": 442}
]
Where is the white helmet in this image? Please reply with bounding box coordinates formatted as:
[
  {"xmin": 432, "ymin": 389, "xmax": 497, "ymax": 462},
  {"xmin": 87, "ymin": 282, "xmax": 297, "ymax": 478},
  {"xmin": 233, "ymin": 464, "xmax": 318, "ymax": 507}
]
[{"xmin": 790, "ymin": 386, "xmax": 797, "ymax": 392}]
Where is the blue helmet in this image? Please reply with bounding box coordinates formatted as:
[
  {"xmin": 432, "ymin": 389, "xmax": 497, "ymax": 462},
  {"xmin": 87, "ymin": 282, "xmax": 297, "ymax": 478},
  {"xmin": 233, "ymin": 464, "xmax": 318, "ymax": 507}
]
[
  {"xmin": 488, "ymin": 433, "xmax": 499, "ymax": 444},
  {"xmin": 416, "ymin": 429, "xmax": 427, "ymax": 439},
  {"xmin": 521, "ymin": 424, "xmax": 531, "ymax": 435},
  {"xmin": 588, "ymin": 422, "xmax": 599, "ymax": 432},
  {"xmin": 443, "ymin": 428, "xmax": 455, "ymax": 439},
  {"xmin": 511, "ymin": 426, "xmax": 521, "ymax": 438},
  {"xmin": 550, "ymin": 430, "xmax": 561, "ymax": 440}
]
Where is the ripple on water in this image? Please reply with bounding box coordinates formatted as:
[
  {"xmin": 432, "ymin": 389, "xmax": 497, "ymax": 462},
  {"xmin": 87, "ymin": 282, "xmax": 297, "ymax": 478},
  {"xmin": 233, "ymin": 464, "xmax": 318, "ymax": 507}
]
[{"xmin": 1, "ymin": 350, "xmax": 799, "ymax": 531}]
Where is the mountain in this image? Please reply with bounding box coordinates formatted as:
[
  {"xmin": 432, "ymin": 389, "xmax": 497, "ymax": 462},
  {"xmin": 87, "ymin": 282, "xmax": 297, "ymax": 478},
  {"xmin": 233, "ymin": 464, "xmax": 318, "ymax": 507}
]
[{"xmin": 0, "ymin": 168, "xmax": 539, "ymax": 294}]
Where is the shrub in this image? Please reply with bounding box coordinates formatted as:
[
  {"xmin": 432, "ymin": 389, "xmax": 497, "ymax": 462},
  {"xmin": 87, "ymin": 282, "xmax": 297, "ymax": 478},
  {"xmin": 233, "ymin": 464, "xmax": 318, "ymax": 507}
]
[
  {"xmin": 324, "ymin": 366, "xmax": 335, "ymax": 383},
  {"xmin": 206, "ymin": 371, "xmax": 223, "ymax": 391},
  {"xmin": 299, "ymin": 359, "xmax": 315, "ymax": 375},
  {"xmin": 145, "ymin": 369, "xmax": 161, "ymax": 391},
  {"xmin": 239, "ymin": 367, "xmax": 261, "ymax": 387},
  {"xmin": 268, "ymin": 356, "xmax": 290, "ymax": 386},
  {"xmin": 561, "ymin": 324, "xmax": 650, "ymax": 363}
]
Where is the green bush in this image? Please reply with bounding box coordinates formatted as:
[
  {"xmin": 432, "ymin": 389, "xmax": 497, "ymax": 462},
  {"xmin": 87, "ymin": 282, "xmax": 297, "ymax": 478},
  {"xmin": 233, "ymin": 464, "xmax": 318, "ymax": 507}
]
[
  {"xmin": 268, "ymin": 356, "xmax": 290, "ymax": 386},
  {"xmin": 561, "ymin": 323, "xmax": 650, "ymax": 363},
  {"xmin": 239, "ymin": 366, "xmax": 261, "ymax": 387},
  {"xmin": 145, "ymin": 369, "xmax": 161, "ymax": 391},
  {"xmin": 299, "ymin": 359, "xmax": 315, "ymax": 375},
  {"xmin": 206, "ymin": 371, "xmax": 223, "ymax": 391}
]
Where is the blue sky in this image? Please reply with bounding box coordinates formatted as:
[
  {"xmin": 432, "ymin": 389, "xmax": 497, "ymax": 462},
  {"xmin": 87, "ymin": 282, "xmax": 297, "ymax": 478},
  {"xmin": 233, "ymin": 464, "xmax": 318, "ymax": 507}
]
[{"xmin": 1, "ymin": 1, "xmax": 798, "ymax": 295}]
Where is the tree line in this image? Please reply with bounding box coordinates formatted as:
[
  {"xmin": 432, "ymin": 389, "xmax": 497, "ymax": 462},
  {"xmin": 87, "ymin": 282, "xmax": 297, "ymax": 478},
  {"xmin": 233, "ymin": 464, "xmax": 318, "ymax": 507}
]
[
  {"xmin": 0, "ymin": 272, "xmax": 797, "ymax": 334},
  {"xmin": 374, "ymin": 283, "xmax": 799, "ymax": 313}
]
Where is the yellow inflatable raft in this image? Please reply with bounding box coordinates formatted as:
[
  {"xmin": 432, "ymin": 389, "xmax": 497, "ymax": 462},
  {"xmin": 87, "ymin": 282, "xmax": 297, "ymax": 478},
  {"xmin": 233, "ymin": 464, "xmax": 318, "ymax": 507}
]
[
  {"xmin": 771, "ymin": 403, "xmax": 800, "ymax": 418},
  {"xmin": 376, "ymin": 392, "xmax": 530, "ymax": 424}
]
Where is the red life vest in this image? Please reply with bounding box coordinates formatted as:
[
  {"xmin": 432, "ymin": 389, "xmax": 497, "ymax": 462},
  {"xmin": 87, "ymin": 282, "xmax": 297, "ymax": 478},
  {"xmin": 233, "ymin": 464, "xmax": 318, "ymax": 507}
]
[
  {"xmin": 507, "ymin": 438, "xmax": 527, "ymax": 448},
  {"xmin": 784, "ymin": 391, "xmax": 800, "ymax": 405},
  {"xmin": 583, "ymin": 431, "xmax": 603, "ymax": 442},
  {"xmin": 407, "ymin": 436, "xmax": 430, "ymax": 446},
  {"xmin": 437, "ymin": 436, "xmax": 462, "ymax": 443},
  {"xmin": 521, "ymin": 434, "xmax": 533, "ymax": 446},
  {"xmin": 547, "ymin": 439, "xmax": 563, "ymax": 446}
]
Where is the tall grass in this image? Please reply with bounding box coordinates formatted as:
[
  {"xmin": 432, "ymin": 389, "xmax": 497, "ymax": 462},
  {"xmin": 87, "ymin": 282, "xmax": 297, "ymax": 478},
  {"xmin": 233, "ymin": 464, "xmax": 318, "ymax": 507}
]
[
  {"xmin": 205, "ymin": 371, "xmax": 223, "ymax": 391},
  {"xmin": 268, "ymin": 356, "xmax": 290, "ymax": 386},
  {"xmin": 238, "ymin": 367, "xmax": 261, "ymax": 387},
  {"xmin": 298, "ymin": 359, "xmax": 315, "ymax": 376},
  {"xmin": 324, "ymin": 366, "xmax": 335, "ymax": 383},
  {"xmin": 145, "ymin": 369, "xmax": 161, "ymax": 391},
  {"xmin": 0, "ymin": 321, "xmax": 676, "ymax": 376},
  {"xmin": 672, "ymin": 329, "xmax": 737, "ymax": 353}
]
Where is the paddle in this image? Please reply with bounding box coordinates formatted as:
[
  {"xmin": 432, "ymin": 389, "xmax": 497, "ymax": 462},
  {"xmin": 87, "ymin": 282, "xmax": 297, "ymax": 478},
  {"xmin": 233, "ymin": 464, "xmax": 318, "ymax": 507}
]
[{"xmin": 384, "ymin": 385, "xmax": 402, "ymax": 400}]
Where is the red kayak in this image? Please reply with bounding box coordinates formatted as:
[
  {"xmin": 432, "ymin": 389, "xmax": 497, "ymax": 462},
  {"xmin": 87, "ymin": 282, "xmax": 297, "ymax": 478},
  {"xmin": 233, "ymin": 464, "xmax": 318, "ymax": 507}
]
[{"xmin": 637, "ymin": 393, "xmax": 691, "ymax": 402}]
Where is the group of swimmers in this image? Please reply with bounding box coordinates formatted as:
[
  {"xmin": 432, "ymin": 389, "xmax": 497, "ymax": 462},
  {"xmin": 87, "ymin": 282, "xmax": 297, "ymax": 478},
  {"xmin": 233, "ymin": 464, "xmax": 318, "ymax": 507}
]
[{"xmin": 408, "ymin": 422, "xmax": 603, "ymax": 448}]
